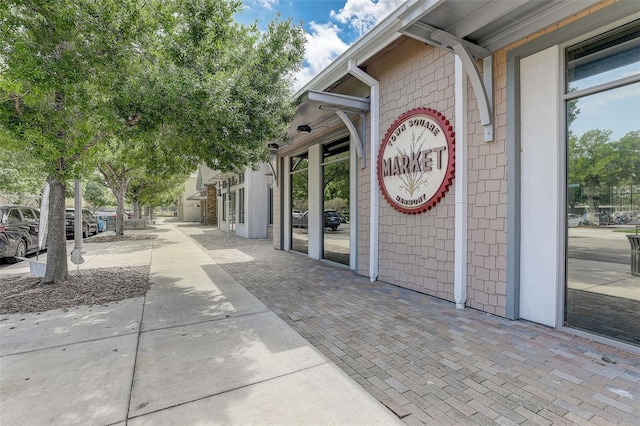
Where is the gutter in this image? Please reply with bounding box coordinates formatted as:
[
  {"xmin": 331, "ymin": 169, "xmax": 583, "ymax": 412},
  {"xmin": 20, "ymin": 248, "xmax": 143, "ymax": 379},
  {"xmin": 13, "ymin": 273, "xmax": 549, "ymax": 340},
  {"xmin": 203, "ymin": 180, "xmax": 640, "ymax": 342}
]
[{"xmin": 347, "ymin": 59, "xmax": 379, "ymax": 282}]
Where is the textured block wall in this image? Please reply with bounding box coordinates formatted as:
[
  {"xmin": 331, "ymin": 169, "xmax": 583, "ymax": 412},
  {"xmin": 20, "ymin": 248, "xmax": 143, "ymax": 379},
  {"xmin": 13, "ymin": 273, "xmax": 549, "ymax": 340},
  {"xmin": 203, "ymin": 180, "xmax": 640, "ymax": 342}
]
[
  {"xmin": 364, "ymin": 38, "xmax": 457, "ymax": 301},
  {"xmin": 205, "ymin": 186, "xmax": 217, "ymax": 225}
]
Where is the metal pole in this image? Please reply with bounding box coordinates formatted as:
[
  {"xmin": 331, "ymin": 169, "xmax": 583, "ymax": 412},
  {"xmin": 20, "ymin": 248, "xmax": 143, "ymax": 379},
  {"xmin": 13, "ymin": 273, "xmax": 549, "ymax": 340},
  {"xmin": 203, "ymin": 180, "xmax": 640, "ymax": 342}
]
[
  {"xmin": 227, "ymin": 179, "xmax": 231, "ymax": 237},
  {"xmin": 70, "ymin": 180, "xmax": 84, "ymax": 268}
]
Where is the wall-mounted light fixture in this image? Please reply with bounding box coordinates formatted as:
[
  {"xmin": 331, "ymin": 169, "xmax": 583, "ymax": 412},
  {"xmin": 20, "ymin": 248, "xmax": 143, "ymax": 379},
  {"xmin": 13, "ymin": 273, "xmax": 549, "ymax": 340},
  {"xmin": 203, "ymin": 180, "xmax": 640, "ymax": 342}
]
[
  {"xmin": 267, "ymin": 142, "xmax": 279, "ymax": 152},
  {"xmin": 296, "ymin": 124, "xmax": 312, "ymax": 134}
]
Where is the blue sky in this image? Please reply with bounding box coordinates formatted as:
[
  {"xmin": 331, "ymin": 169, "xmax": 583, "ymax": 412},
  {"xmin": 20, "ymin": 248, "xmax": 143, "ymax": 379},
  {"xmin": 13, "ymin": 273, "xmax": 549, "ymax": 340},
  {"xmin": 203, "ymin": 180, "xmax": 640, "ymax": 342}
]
[{"xmin": 237, "ymin": 0, "xmax": 406, "ymax": 91}]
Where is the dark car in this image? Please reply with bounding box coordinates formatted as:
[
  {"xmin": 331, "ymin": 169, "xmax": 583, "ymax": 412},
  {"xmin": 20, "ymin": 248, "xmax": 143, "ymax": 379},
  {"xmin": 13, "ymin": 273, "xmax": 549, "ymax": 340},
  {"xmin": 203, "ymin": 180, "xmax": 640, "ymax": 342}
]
[
  {"xmin": 65, "ymin": 208, "xmax": 99, "ymax": 238},
  {"xmin": 325, "ymin": 209, "xmax": 349, "ymax": 223},
  {"xmin": 292, "ymin": 210, "xmax": 341, "ymax": 231},
  {"xmin": 0, "ymin": 205, "xmax": 43, "ymax": 263},
  {"xmin": 323, "ymin": 210, "xmax": 341, "ymax": 231}
]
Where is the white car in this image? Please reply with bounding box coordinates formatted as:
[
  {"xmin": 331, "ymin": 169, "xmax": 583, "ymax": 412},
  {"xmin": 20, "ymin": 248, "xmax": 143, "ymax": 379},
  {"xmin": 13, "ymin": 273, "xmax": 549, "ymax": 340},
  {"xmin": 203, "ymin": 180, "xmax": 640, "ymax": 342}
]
[
  {"xmin": 292, "ymin": 209, "xmax": 304, "ymax": 219},
  {"xmin": 568, "ymin": 214, "xmax": 583, "ymax": 228}
]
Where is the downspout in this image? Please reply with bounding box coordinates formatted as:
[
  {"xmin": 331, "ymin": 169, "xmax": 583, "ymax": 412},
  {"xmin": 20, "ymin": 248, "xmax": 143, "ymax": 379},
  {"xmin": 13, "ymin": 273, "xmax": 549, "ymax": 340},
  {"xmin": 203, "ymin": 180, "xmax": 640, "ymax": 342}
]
[
  {"xmin": 454, "ymin": 56, "xmax": 468, "ymax": 309},
  {"xmin": 348, "ymin": 59, "xmax": 379, "ymax": 282}
]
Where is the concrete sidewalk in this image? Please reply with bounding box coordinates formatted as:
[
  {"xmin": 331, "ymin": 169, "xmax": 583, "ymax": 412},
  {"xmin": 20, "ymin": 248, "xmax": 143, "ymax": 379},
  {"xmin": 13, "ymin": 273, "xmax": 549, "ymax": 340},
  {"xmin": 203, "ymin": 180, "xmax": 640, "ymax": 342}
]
[{"xmin": 0, "ymin": 220, "xmax": 400, "ymax": 425}]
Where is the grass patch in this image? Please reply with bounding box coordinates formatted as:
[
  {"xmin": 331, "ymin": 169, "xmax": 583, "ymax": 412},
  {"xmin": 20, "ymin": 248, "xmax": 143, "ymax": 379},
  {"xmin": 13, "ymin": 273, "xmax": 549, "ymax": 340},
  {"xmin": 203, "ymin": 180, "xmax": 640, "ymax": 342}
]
[{"xmin": 613, "ymin": 227, "xmax": 640, "ymax": 234}]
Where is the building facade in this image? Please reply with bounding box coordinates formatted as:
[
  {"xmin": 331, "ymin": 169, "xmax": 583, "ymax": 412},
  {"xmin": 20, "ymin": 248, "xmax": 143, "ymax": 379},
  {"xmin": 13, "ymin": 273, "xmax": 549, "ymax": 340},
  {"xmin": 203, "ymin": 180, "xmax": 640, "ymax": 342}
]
[
  {"xmin": 216, "ymin": 163, "xmax": 274, "ymax": 239},
  {"xmin": 190, "ymin": 164, "xmax": 274, "ymax": 239},
  {"xmin": 273, "ymin": 0, "xmax": 640, "ymax": 350}
]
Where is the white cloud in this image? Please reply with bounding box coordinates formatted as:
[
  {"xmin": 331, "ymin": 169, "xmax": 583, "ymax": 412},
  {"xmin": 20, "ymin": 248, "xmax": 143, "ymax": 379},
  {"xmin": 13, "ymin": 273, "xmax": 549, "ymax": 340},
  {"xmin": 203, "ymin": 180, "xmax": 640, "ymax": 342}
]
[
  {"xmin": 330, "ymin": 0, "xmax": 405, "ymax": 36},
  {"xmin": 293, "ymin": 21, "xmax": 349, "ymax": 91},
  {"xmin": 256, "ymin": 0, "xmax": 279, "ymax": 10},
  {"xmin": 292, "ymin": 0, "xmax": 406, "ymax": 91}
]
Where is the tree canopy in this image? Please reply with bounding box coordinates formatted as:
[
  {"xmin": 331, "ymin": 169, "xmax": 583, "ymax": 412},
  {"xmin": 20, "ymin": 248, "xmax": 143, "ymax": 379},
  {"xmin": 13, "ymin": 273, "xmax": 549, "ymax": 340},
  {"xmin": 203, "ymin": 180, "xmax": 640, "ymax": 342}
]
[{"xmin": 0, "ymin": 0, "xmax": 305, "ymax": 283}]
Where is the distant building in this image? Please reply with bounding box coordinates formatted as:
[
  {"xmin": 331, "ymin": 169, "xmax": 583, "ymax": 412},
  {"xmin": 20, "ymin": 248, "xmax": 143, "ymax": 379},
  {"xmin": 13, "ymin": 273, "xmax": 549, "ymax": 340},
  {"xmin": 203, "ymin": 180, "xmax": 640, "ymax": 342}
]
[
  {"xmin": 183, "ymin": 164, "xmax": 274, "ymax": 239},
  {"xmin": 177, "ymin": 173, "xmax": 201, "ymax": 222}
]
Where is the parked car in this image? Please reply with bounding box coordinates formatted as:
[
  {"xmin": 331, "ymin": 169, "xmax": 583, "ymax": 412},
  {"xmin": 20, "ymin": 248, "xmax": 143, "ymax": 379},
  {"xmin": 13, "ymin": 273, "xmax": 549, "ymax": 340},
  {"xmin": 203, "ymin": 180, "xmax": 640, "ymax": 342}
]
[
  {"xmin": 292, "ymin": 210, "xmax": 341, "ymax": 231},
  {"xmin": 593, "ymin": 212, "xmax": 612, "ymax": 226},
  {"xmin": 96, "ymin": 217, "xmax": 107, "ymax": 232},
  {"xmin": 567, "ymin": 213, "xmax": 583, "ymax": 228},
  {"xmin": 325, "ymin": 209, "xmax": 349, "ymax": 223},
  {"xmin": 0, "ymin": 205, "xmax": 43, "ymax": 263},
  {"xmin": 323, "ymin": 210, "xmax": 342, "ymax": 230},
  {"xmin": 96, "ymin": 210, "xmax": 117, "ymax": 221},
  {"xmin": 65, "ymin": 208, "xmax": 99, "ymax": 238},
  {"xmin": 292, "ymin": 209, "xmax": 304, "ymax": 219}
]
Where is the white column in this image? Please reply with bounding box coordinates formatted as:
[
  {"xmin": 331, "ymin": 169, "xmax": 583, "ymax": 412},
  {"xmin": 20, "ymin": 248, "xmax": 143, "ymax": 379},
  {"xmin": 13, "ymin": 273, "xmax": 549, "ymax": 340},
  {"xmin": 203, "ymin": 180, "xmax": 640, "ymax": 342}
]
[
  {"xmin": 454, "ymin": 56, "xmax": 468, "ymax": 309},
  {"xmin": 308, "ymin": 144, "xmax": 322, "ymax": 259},
  {"xmin": 350, "ymin": 141, "xmax": 357, "ymax": 270},
  {"xmin": 348, "ymin": 59, "xmax": 379, "ymax": 282},
  {"xmin": 283, "ymin": 156, "xmax": 292, "ymax": 251}
]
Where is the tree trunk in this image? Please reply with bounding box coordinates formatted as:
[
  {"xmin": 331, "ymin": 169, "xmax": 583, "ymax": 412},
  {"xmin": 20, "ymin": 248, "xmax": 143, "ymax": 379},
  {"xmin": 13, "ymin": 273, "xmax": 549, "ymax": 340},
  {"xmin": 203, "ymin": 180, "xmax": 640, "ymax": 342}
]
[
  {"xmin": 43, "ymin": 178, "xmax": 68, "ymax": 284},
  {"xmin": 115, "ymin": 187, "xmax": 126, "ymax": 236}
]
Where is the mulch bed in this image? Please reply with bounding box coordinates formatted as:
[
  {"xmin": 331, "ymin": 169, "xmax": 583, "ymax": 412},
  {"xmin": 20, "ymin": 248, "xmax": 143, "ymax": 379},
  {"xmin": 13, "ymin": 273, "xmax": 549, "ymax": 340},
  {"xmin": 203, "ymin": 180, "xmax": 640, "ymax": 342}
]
[{"xmin": 0, "ymin": 234, "xmax": 156, "ymax": 315}]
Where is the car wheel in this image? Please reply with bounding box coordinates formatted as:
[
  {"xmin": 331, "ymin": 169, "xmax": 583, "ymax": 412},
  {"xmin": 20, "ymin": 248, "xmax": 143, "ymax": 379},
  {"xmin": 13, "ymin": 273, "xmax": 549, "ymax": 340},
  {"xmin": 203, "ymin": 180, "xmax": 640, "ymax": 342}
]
[{"xmin": 7, "ymin": 239, "xmax": 27, "ymax": 264}]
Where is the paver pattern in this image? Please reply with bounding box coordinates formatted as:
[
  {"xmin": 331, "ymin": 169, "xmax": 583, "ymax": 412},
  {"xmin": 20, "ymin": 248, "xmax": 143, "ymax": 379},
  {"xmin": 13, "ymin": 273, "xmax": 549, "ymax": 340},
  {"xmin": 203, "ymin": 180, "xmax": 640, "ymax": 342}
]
[{"xmin": 182, "ymin": 225, "xmax": 640, "ymax": 425}]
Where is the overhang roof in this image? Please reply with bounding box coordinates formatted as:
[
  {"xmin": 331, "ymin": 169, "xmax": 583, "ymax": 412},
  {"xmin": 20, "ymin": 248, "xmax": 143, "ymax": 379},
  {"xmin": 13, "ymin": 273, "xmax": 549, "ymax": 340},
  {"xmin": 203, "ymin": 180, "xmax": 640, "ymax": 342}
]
[
  {"xmin": 186, "ymin": 188, "xmax": 207, "ymax": 201},
  {"xmin": 294, "ymin": 0, "xmax": 603, "ymax": 98},
  {"xmin": 282, "ymin": 0, "xmax": 613, "ymax": 149},
  {"xmin": 399, "ymin": 0, "xmax": 601, "ymax": 55},
  {"xmin": 286, "ymin": 90, "xmax": 370, "ymax": 146}
]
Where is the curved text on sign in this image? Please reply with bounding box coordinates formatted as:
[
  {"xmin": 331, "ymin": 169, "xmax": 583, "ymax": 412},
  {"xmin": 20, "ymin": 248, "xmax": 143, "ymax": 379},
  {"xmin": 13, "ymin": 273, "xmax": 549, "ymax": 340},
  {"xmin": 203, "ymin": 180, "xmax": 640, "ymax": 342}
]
[{"xmin": 377, "ymin": 108, "xmax": 455, "ymax": 214}]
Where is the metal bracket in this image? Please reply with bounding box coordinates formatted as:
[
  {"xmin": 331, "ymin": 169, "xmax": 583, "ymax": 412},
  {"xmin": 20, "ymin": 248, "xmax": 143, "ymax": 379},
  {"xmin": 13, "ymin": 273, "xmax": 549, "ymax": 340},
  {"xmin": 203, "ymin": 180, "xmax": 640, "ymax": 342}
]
[
  {"xmin": 431, "ymin": 30, "xmax": 494, "ymax": 142},
  {"xmin": 335, "ymin": 110, "xmax": 366, "ymax": 168}
]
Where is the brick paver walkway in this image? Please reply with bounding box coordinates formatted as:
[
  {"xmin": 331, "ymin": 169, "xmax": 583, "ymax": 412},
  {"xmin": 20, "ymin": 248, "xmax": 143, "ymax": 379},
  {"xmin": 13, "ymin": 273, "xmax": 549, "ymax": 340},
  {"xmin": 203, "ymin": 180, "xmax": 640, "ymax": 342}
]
[{"xmin": 181, "ymin": 225, "xmax": 640, "ymax": 425}]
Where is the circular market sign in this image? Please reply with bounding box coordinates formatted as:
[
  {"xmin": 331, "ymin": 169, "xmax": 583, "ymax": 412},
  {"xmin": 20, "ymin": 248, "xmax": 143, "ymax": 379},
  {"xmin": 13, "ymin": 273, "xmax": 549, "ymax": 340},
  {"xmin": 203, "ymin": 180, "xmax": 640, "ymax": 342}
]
[{"xmin": 377, "ymin": 108, "xmax": 455, "ymax": 214}]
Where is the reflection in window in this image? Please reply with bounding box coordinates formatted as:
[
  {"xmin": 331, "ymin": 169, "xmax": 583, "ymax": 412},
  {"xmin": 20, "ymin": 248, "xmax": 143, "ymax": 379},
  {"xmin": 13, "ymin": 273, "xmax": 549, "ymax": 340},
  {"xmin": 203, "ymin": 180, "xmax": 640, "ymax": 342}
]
[
  {"xmin": 566, "ymin": 20, "xmax": 640, "ymax": 92},
  {"xmin": 290, "ymin": 153, "xmax": 309, "ymax": 254},
  {"xmin": 565, "ymin": 22, "xmax": 640, "ymax": 346},
  {"xmin": 323, "ymin": 137, "xmax": 350, "ymax": 265}
]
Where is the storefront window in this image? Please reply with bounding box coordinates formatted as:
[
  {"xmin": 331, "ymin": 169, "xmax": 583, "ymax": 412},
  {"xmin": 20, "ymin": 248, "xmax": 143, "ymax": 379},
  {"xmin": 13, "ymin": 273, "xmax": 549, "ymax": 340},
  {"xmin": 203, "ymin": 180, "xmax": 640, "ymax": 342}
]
[
  {"xmin": 290, "ymin": 153, "xmax": 309, "ymax": 254},
  {"xmin": 322, "ymin": 137, "xmax": 350, "ymax": 265},
  {"xmin": 565, "ymin": 21, "xmax": 640, "ymax": 346},
  {"xmin": 238, "ymin": 188, "xmax": 245, "ymax": 224},
  {"xmin": 268, "ymin": 186, "xmax": 273, "ymax": 226},
  {"xmin": 566, "ymin": 22, "xmax": 640, "ymax": 92}
]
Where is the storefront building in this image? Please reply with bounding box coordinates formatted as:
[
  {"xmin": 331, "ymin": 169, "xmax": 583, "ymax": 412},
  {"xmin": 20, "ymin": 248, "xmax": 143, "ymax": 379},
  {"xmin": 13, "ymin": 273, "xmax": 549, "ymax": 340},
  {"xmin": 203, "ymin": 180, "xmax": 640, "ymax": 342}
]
[
  {"xmin": 272, "ymin": 0, "xmax": 639, "ymax": 350},
  {"xmin": 192, "ymin": 164, "xmax": 275, "ymax": 239},
  {"xmin": 215, "ymin": 163, "xmax": 274, "ymax": 239}
]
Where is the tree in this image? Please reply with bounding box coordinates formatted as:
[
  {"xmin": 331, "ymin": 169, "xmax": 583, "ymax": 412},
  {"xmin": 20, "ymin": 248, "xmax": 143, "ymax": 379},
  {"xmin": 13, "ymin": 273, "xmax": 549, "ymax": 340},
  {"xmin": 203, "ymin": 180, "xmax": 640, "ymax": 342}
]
[
  {"xmin": 0, "ymin": 147, "xmax": 47, "ymax": 205},
  {"xmin": 148, "ymin": 1, "xmax": 305, "ymax": 171},
  {"xmin": 0, "ymin": 0, "xmax": 144, "ymax": 283},
  {"xmin": 611, "ymin": 130, "xmax": 640, "ymax": 185},
  {"xmin": 569, "ymin": 129, "xmax": 640, "ymax": 215},
  {"xmin": 84, "ymin": 177, "xmax": 116, "ymax": 213},
  {"xmin": 128, "ymin": 172, "xmax": 190, "ymax": 219},
  {"xmin": 97, "ymin": 132, "xmax": 196, "ymax": 232},
  {"xmin": 323, "ymin": 157, "xmax": 350, "ymax": 202},
  {"xmin": 568, "ymin": 129, "xmax": 616, "ymax": 213},
  {"xmin": 1, "ymin": 0, "xmax": 304, "ymax": 283}
]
